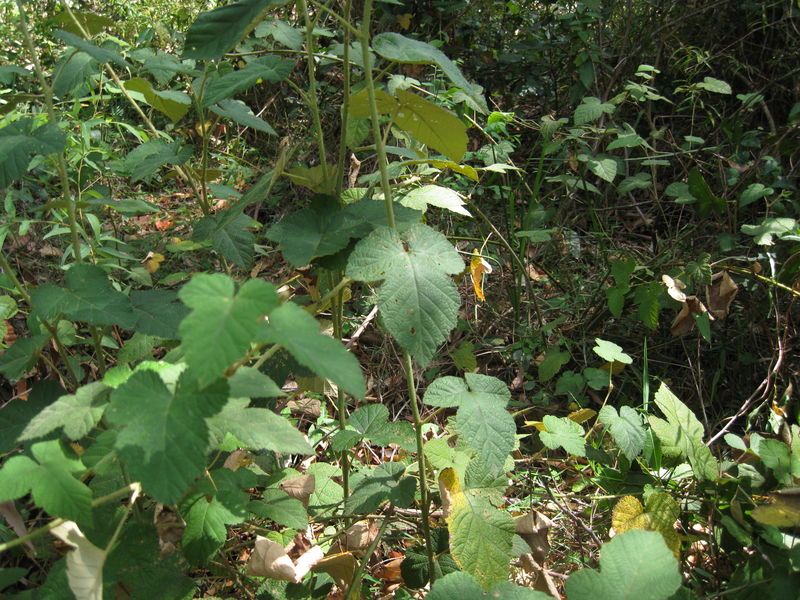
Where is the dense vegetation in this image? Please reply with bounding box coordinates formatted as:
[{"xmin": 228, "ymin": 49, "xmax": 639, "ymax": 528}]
[{"xmin": 0, "ymin": 1, "xmax": 798, "ymax": 598}]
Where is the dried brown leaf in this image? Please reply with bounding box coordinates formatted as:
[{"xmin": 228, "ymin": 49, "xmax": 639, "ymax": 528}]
[
  {"xmin": 706, "ymin": 271, "xmax": 738, "ymax": 319},
  {"xmin": 280, "ymin": 475, "xmax": 315, "ymax": 508},
  {"xmin": 670, "ymin": 296, "xmax": 708, "ymax": 336}
]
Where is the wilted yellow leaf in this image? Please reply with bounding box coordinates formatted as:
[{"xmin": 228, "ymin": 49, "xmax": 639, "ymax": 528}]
[
  {"xmin": 396, "ymin": 13, "xmax": 413, "ymax": 29},
  {"xmin": 142, "ymin": 251, "xmax": 165, "ymax": 273},
  {"xmin": 568, "ymin": 408, "xmax": 597, "ymax": 424},
  {"xmin": 470, "ymin": 249, "xmax": 492, "ymax": 301}
]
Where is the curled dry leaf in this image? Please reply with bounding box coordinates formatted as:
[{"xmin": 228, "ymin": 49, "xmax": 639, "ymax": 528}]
[
  {"xmin": 0, "ymin": 501, "xmax": 34, "ymax": 553},
  {"xmin": 50, "ymin": 521, "xmax": 107, "ymax": 600},
  {"xmin": 279, "ymin": 474, "xmax": 315, "ymax": 508},
  {"xmin": 313, "ymin": 552, "xmax": 358, "ymax": 592},
  {"xmin": 154, "ymin": 505, "xmax": 185, "ymax": 556},
  {"xmin": 706, "ymin": 271, "xmax": 738, "ymax": 319},
  {"xmin": 223, "ymin": 449, "xmax": 250, "ymax": 471},
  {"xmin": 516, "ymin": 510, "xmax": 559, "ymax": 598},
  {"xmin": 670, "ymin": 296, "xmax": 708, "ymax": 336},
  {"xmin": 662, "ymin": 274, "xmax": 687, "ymax": 302},
  {"xmin": 470, "ymin": 249, "xmax": 493, "ymax": 302},
  {"xmin": 246, "ymin": 536, "xmax": 324, "ymax": 582},
  {"xmin": 338, "ymin": 519, "xmax": 378, "ymax": 558}
]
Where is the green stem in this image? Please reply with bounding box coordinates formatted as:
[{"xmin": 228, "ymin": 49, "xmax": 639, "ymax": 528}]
[
  {"xmin": 335, "ymin": 0, "xmax": 353, "ymax": 196},
  {"xmin": 298, "ymin": 0, "xmax": 330, "ymax": 182},
  {"xmin": 343, "ymin": 506, "xmax": 395, "ymax": 600}
]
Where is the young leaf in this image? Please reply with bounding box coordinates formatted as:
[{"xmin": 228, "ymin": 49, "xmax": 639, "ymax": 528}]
[
  {"xmin": 259, "ymin": 302, "xmax": 365, "ymax": 399},
  {"xmin": 598, "ymin": 405, "xmax": 645, "ymax": 460},
  {"xmin": 19, "ymin": 382, "xmax": 109, "ymax": 442},
  {"xmin": 178, "ymin": 274, "xmax": 279, "ymax": 387},
  {"xmin": 593, "ymin": 338, "xmax": 633, "ymax": 364},
  {"xmin": 106, "ymin": 371, "xmax": 229, "ymax": 504},
  {"xmin": 539, "ymin": 415, "xmax": 586, "ymax": 457},
  {"xmin": 183, "ymin": 0, "xmax": 286, "ymax": 60},
  {"xmin": 399, "ymin": 184, "xmax": 471, "ymax": 216},
  {"xmin": 31, "ymin": 264, "xmax": 136, "ymax": 329},
  {"xmin": 565, "ymin": 530, "xmax": 681, "ymax": 600},
  {"xmin": 347, "ymin": 224, "xmax": 463, "ymax": 366},
  {"xmin": 29, "ymin": 441, "xmax": 93, "ymax": 523},
  {"xmin": 372, "ymin": 32, "xmax": 488, "ymax": 113}
]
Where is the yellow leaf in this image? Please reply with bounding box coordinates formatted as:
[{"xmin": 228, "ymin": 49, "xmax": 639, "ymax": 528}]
[
  {"xmin": 612, "ymin": 496, "xmax": 645, "ymax": 534},
  {"xmin": 523, "ymin": 420, "xmax": 546, "ymax": 431},
  {"xmin": 470, "ymin": 249, "xmax": 492, "ymax": 301},
  {"xmin": 568, "ymin": 408, "xmax": 597, "ymax": 424},
  {"xmin": 396, "ymin": 13, "xmax": 413, "ymax": 30},
  {"xmin": 142, "ymin": 251, "xmax": 165, "ymax": 273}
]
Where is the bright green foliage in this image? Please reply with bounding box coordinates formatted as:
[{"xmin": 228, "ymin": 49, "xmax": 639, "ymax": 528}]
[
  {"xmin": 0, "ymin": 119, "xmax": 67, "ymax": 187},
  {"xmin": 574, "ymin": 96, "xmax": 615, "ymax": 125},
  {"xmin": 427, "ymin": 571, "xmax": 552, "ymax": 599},
  {"xmin": 598, "ymin": 405, "xmax": 646, "ymax": 460},
  {"xmin": 123, "ymin": 79, "xmax": 192, "ymax": 123},
  {"xmin": 259, "ymin": 301, "xmax": 366, "ymax": 399},
  {"xmin": 249, "ymin": 489, "xmax": 308, "ymax": 530},
  {"xmin": 456, "ymin": 399, "xmax": 516, "ymax": 475},
  {"xmin": 106, "ymin": 371, "xmax": 228, "ymax": 504},
  {"xmin": 207, "ymin": 397, "xmax": 312, "ymax": 455},
  {"xmin": 540, "ymin": 415, "xmax": 586, "ymax": 457},
  {"xmin": 201, "ymin": 56, "xmax": 292, "ymax": 107},
  {"xmin": 346, "ymin": 462, "xmax": 416, "ymax": 514},
  {"xmin": 565, "ymin": 530, "xmax": 682, "ymax": 600},
  {"xmin": 588, "ymin": 156, "xmax": 617, "ymax": 183},
  {"xmin": 178, "ymin": 274, "xmax": 278, "ymax": 387},
  {"xmin": 448, "ymin": 495, "xmax": 516, "ymax": 590},
  {"xmin": 593, "ymin": 338, "xmax": 632, "ymax": 364},
  {"xmin": 227, "ymin": 366, "xmax": 283, "ymax": 398},
  {"xmin": 19, "ymin": 382, "xmax": 109, "ymax": 441},
  {"xmin": 182, "ymin": 0, "xmax": 286, "ymax": 60},
  {"xmin": 399, "ymin": 184, "xmax": 471, "ymax": 216},
  {"xmin": 424, "ymin": 373, "xmax": 510, "ymax": 408},
  {"xmin": 371, "ymin": 32, "xmax": 488, "ymax": 113},
  {"xmin": 31, "ymin": 264, "xmax": 136, "ymax": 328},
  {"xmin": 121, "ymin": 140, "xmax": 193, "ymax": 183},
  {"xmin": 394, "ymin": 90, "xmax": 468, "ymax": 162},
  {"xmin": 332, "ymin": 404, "xmax": 390, "ymax": 450},
  {"xmin": 53, "ymin": 29, "xmax": 130, "ymax": 67},
  {"xmin": 634, "ymin": 282, "xmax": 662, "ymax": 329},
  {"xmin": 648, "ymin": 383, "xmax": 718, "ymax": 481},
  {"xmin": 130, "ymin": 290, "xmax": 188, "ymax": 339},
  {"xmin": 347, "ymin": 223, "xmax": 463, "ymax": 366},
  {"xmin": 180, "ymin": 468, "xmax": 256, "ymax": 564},
  {"xmin": 0, "ymin": 440, "xmax": 92, "ymax": 524},
  {"xmin": 741, "ymin": 217, "xmax": 797, "ymax": 246},
  {"xmin": 192, "ymin": 209, "xmax": 258, "ymax": 268}
]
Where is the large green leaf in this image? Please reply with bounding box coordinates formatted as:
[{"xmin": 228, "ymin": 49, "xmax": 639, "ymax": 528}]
[
  {"xmin": 0, "ymin": 334, "xmax": 49, "ymax": 382},
  {"xmin": 346, "ymin": 462, "xmax": 416, "ymax": 514},
  {"xmin": 180, "ymin": 468, "xmax": 255, "ymax": 564},
  {"xmin": 565, "ymin": 530, "xmax": 681, "ymax": 600},
  {"xmin": 207, "ymin": 397, "xmax": 312, "ymax": 454},
  {"xmin": 53, "ymin": 29, "xmax": 130, "ymax": 67},
  {"xmin": 123, "ymin": 79, "xmax": 191, "ymax": 123},
  {"xmin": 648, "ymin": 383, "xmax": 718, "ymax": 481},
  {"xmin": 249, "ymin": 488, "xmax": 307, "ymax": 530},
  {"xmin": 0, "ymin": 381, "xmax": 62, "ymax": 453},
  {"xmin": 400, "ymin": 184, "xmax": 470, "ymax": 216},
  {"xmin": 371, "ymin": 33, "xmax": 487, "ymax": 113},
  {"xmin": 447, "ymin": 493, "xmax": 515, "ymax": 590},
  {"xmin": 456, "ymin": 399, "xmax": 516, "ymax": 475},
  {"xmin": 129, "ymin": 48, "xmax": 197, "ymax": 85},
  {"xmin": 422, "ymin": 373, "xmax": 510, "ymax": 408},
  {"xmin": 259, "ymin": 302, "xmax": 365, "ymax": 399},
  {"xmin": 130, "ymin": 290, "xmax": 188, "ymax": 339},
  {"xmin": 687, "ymin": 168, "xmax": 725, "ymax": 217},
  {"xmin": 192, "ymin": 210, "xmax": 257, "ymax": 268},
  {"xmin": 178, "ymin": 274, "xmax": 279, "ymax": 387},
  {"xmin": 53, "ymin": 50, "xmax": 98, "ymax": 97},
  {"xmin": 598, "ymin": 405, "xmax": 645, "ymax": 461},
  {"xmin": 31, "ymin": 264, "xmax": 136, "ymax": 328},
  {"xmin": 209, "ymin": 99, "xmax": 276, "ymax": 135},
  {"xmin": 0, "ymin": 119, "xmax": 67, "ymax": 187},
  {"xmin": 106, "ymin": 371, "xmax": 229, "ymax": 504},
  {"xmin": 393, "ymin": 90, "xmax": 468, "ymax": 162},
  {"xmin": 540, "ymin": 415, "xmax": 586, "ymax": 457},
  {"xmin": 428, "ymin": 571, "xmax": 553, "ymax": 599},
  {"xmin": 201, "ymin": 55, "xmax": 292, "ymax": 107},
  {"xmin": 573, "ymin": 96, "xmax": 615, "ymax": 125},
  {"xmin": 121, "ymin": 140, "xmax": 193, "ymax": 183},
  {"xmin": 183, "ymin": 0, "xmax": 286, "ymax": 60},
  {"xmin": 19, "ymin": 382, "xmax": 109, "ymax": 441},
  {"xmin": 346, "ymin": 224, "xmax": 463, "ymax": 366}
]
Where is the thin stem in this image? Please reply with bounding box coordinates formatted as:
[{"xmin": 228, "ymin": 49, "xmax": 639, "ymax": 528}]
[
  {"xmin": 335, "ymin": 0, "xmax": 353, "ymax": 196},
  {"xmin": 298, "ymin": 0, "xmax": 330, "ymax": 181},
  {"xmin": 344, "ymin": 506, "xmax": 395, "ymax": 600}
]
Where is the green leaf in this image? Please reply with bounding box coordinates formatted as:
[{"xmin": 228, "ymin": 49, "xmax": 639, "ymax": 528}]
[
  {"xmin": 0, "ymin": 119, "xmax": 67, "ymax": 187},
  {"xmin": 695, "ymin": 77, "xmax": 731, "ymax": 94},
  {"xmin": 19, "ymin": 382, "xmax": 109, "ymax": 441},
  {"xmin": 227, "ymin": 367, "xmax": 283, "ymax": 398},
  {"xmin": 31, "ymin": 264, "xmax": 136, "ymax": 328},
  {"xmin": 741, "ymin": 217, "xmax": 797, "ymax": 246},
  {"xmin": 423, "ymin": 376, "xmax": 468, "ymax": 408},
  {"xmin": 634, "ymin": 281, "xmax": 662, "ymax": 329},
  {"xmin": 201, "ymin": 56, "xmax": 292, "ymax": 107},
  {"xmin": 565, "ymin": 530, "xmax": 681, "ymax": 600},
  {"xmin": 394, "ymin": 90, "xmax": 468, "ymax": 162},
  {"xmin": 0, "ymin": 381, "xmax": 62, "ymax": 453},
  {"xmin": 209, "ymin": 99, "xmax": 277, "ymax": 135},
  {"xmin": 53, "ymin": 30, "xmax": 130, "ymax": 67},
  {"xmin": 574, "ymin": 96, "xmax": 615, "ymax": 125},
  {"xmin": 184, "ymin": 0, "xmax": 288, "ymax": 59},
  {"xmin": 588, "ymin": 157, "xmax": 617, "ymax": 183},
  {"xmin": 456, "ymin": 399, "xmax": 516, "ymax": 475},
  {"xmin": 687, "ymin": 168, "xmax": 725, "ymax": 217},
  {"xmin": 538, "ymin": 347, "xmax": 570, "ymax": 382},
  {"xmin": 647, "ymin": 383, "xmax": 718, "ymax": 480},
  {"xmin": 0, "ymin": 334, "xmax": 49, "ymax": 382},
  {"xmin": 121, "ymin": 140, "xmax": 193, "ymax": 183},
  {"xmin": 448, "ymin": 495, "xmax": 515, "ymax": 589},
  {"xmin": 192, "ymin": 210, "xmax": 257, "ymax": 268},
  {"xmin": 207, "ymin": 397, "xmax": 312, "ymax": 454},
  {"xmin": 372, "ymin": 32, "xmax": 487, "ymax": 113},
  {"xmin": 757, "ymin": 439, "xmax": 792, "ymax": 484},
  {"xmin": 346, "ymin": 462, "xmax": 416, "ymax": 514},
  {"xmin": 129, "ymin": 48, "xmax": 197, "ymax": 85},
  {"xmin": 130, "ymin": 290, "xmax": 188, "ymax": 339},
  {"xmin": 400, "ymin": 184, "xmax": 471, "ymax": 216},
  {"xmin": 0, "ymin": 455, "xmax": 38, "ymax": 502},
  {"xmin": 617, "ymin": 172, "xmax": 652, "ymax": 193},
  {"xmin": 259, "ymin": 301, "xmax": 365, "ymax": 399},
  {"xmin": 450, "ymin": 341, "xmax": 478, "ymax": 372},
  {"xmin": 255, "ymin": 18, "xmax": 304, "ymax": 50},
  {"xmin": 53, "ymin": 50, "xmax": 99, "ymax": 97},
  {"xmin": 540, "ymin": 415, "xmax": 585, "ymax": 456},
  {"xmin": 593, "ymin": 338, "xmax": 633, "ymax": 364},
  {"xmin": 178, "ymin": 274, "xmax": 279, "ymax": 387},
  {"xmin": 123, "ymin": 78, "xmax": 191, "ymax": 123},
  {"xmin": 347, "ymin": 224, "xmax": 463, "ymax": 366},
  {"xmin": 598, "ymin": 405, "xmax": 645, "ymax": 460},
  {"xmin": 106, "ymin": 371, "xmax": 229, "ymax": 504},
  {"xmin": 249, "ymin": 488, "xmax": 307, "ymax": 530},
  {"xmin": 739, "ymin": 183, "xmax": 773, "ymax": 208},
  {"xmin": 180, "ymin": 468, "xmax": 255, "ymax": 564},
  {"xmin": 428, "ymin": 571, "xmax": 553, "ymax": 599}
]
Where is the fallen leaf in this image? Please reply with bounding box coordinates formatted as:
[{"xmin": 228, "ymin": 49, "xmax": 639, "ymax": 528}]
[
  {"xmin": 154, "ymin": 219, "xmax": 174, "ymax": 231},
  {"xmin": 339, "ymin": 520, "xmax": 378, "ymax": 558},
  {"xmin": 50, "ymin": 521, "xmax": 107, "ymax": 600},
  {"xmin": 314, "ymin": 552, "xmax": 357, "ymax": 592},
  {"xmin": 280, "ymin": 475, "xmax": 315, "ymax": 508},
  {"xmin": 515, "ymin": 510, "xmax": 553, "ymax": 564},
  {"xmin": 142, "ymin": 251, "xmax": 165, "ymax": 273},
  {"xmin": 246, "ymin": 536, "xmax": 324, "ymax": 581},
  {"xmin": 154, "ymin": 505, "xmax": 185, "ymax": 556},
  {"xmin": 0, "ymin": 501, "xmax": 34, "ymax": 553},
  {"xmin": 670, "ymin": 296, "xmax": 708, "ymax": 336},
  {"xmin": 706, "ymin": 271, "xmax": 738, "ymax": 319},
  {"xmin": 662, "ymin": 274, "xmax": 687, "ymax": 302}
]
